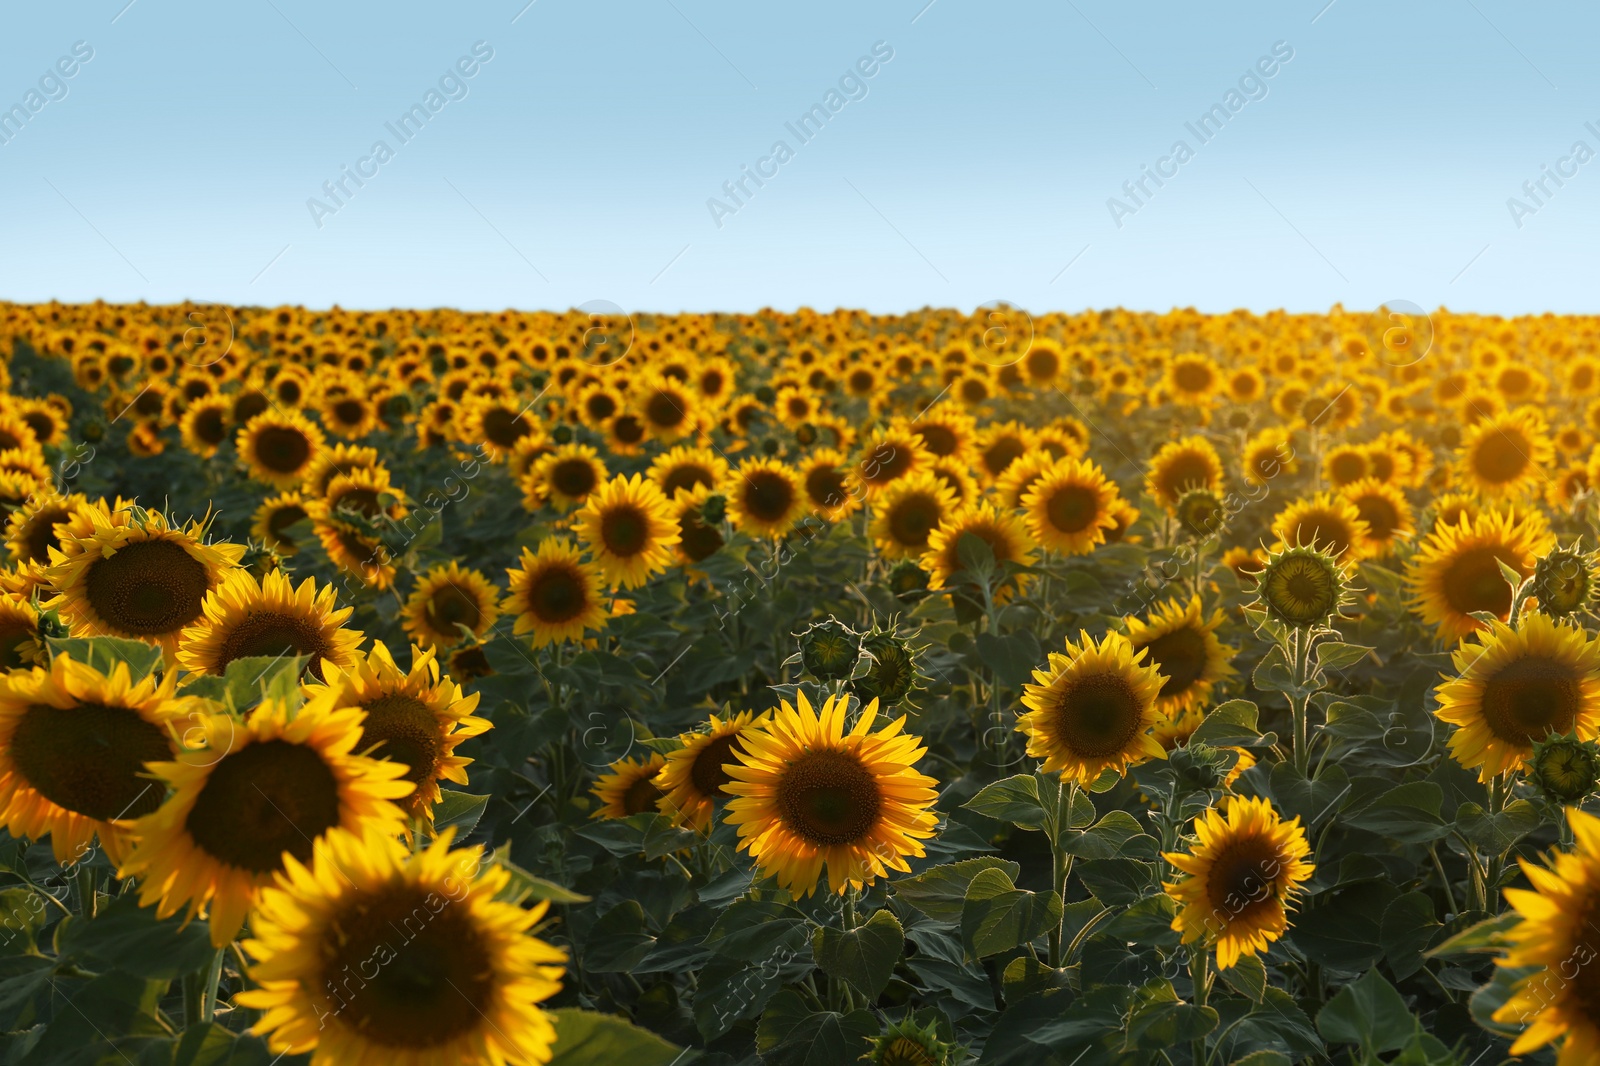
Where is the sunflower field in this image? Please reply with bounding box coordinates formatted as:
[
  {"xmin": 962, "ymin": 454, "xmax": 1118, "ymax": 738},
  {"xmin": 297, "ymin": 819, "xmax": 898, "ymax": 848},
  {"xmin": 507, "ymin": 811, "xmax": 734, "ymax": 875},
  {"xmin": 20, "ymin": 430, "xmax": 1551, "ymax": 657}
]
[{"xmin": 0, "ymin": 301, "xmax": 1595, "ymax": 1064}]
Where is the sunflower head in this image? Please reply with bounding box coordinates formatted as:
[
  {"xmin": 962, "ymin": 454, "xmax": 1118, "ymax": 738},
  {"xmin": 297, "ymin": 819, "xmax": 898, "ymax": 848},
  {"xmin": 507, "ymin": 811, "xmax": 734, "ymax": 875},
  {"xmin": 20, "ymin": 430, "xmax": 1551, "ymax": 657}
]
[
  {"xmin": 1530, "ymin": 543, "xmax": 1599, "ymax": 621},
  {"xmin": 656, "ymin": 709, "xmax": 768, "ymax": 830},
  {"xmin": 1528, "ymin": 732, "xmax": 1600, "ymax": 806},
  {"xmin": 591, "ymin": 753, "xmax": 668, "ymax": 819},
  {"xmin": 854, "ymin": 627, "xmax": 922, "ymax": 708},
  {"xmin": 797, "ymin": 617, "xmax": 860, "ymax": 680},
  {"xmin": 863, "ymin": 1015, "xmax": 961, "ymax": 1066},
  {"xmin": 1017, "ymin": 630, "xmax": 1167, "ymax": 786},
  {"xmin": 1175, "ymin": 487, "xmax": 1226, "ymax": 541},
  {"xmin": 1254, "ymin": 543, "xmax": 1351, "ymax": 630}
]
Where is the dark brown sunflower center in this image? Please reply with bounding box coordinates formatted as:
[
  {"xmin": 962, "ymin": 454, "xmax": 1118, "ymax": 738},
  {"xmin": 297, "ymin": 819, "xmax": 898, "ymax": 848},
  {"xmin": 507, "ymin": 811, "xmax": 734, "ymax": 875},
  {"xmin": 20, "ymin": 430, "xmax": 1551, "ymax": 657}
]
[
  {"xmin": 600, "ymin": 505, "xmax": 650, "ymax": 557},
  {"xmin": 360, "ymin": 694, "xmax": 441, "ymax": 792},
  {"xmin": 585, "ymin": 393, "xmax": 618, "ymax": 421},
  {"xmin": 1328, "ymin": 454, "xmax": 1367, "ymax": 484},
  {"xmin": 333, "ymin": 399, "xmax": 365, "ymax": 426},
  {"xmin": 426, "ymin": 583, "xmax": 482, "ymax": 635},
  {"xmin": 267, "ymin": 504, "xmax": 308, "ymax": 544},
  {"xmin": 84, "ymin": 538, "xmax": 211, "ymax": 636},
  {"xmin": 1442, "ymin": 546, "xmax": 1521, "ymax": 619},
  {"xmin": 1288, "ymin": 512, "xmax": 1352, "ymax": 557},
  {"xmin": 916, "ymin": 424, "xmax": 957, "ymax": 456},
  {"xmin": 1354, "ymin": 495, "xmax": 1399, "ymax": 541},
  {"xmin": 184, "ymin": 739, "xmax": 342, "ymax": 873},
  {"xmin": 612, "ymin": 414, "xmax": 645, "ymax": 445},
  {"xmin": 528, "ymin": 565, "xmax": 589, "ymax": 623},
  {"xmin": 448, "ymin": 646, "xmax": 492, "ymax": 682},
  {"xmin": 865, "ymin": 444, "xmax": 913, "ymax": 484},
  {"xmin": 253, "ymin": 426, "xmax": 313, "ymax": 473},
  {"xmin": 887, "ymin": 493, "xmax": 942, "ymax": 549},
  {"xmin": 550, "ymin": 459, "xmax": 598, "ymax": 500},
  {"xmin": 234, "ymin": 392, "xmax": 270, "ymax": 423},
  {"xmin": 777, "ymin": 749, "xmax": 881, "ymax": 846},
  {"xmin": 320, "ymin": 884, "xmax": 495, "ymax": 1047},
  {"xmin": 1204, "ymin": 834, "xmax": 1284, "ymax": 923},
  {"xmin": 1480, "ymin": 656, "xmax": 1582, "ymax": 746},
  {"xmin": 1474, "ymin": 431, "xmax": 1530, "ymax": 485},
  {"xmin": 623, "ymin": 772, "xmax": 664, "ymax": 815},
  {"xmin": 0, "ymin": 620, "xmax": 34, "ymax": 671},
  {"xmin": 662, "ymin": 465, "xmax": 714, "ymax": 496},
  {"xmin": 22, "ymin": 505, "xmax": 69, "ymax": 563},
  {"xmin": 1050, "ymin": 673, "xmax": 1144, "ymax": 757},
  {"xmin": 10, "ymin": 701, "xmax": 171, "ymax": 820},
  {"xmin": 1173, "ymin": 363, "xmax": 1213, "ymax": 392},
  {"xmin": 212, "ymin": 610, "xmax": 331, "ymax": 675},
  {"xmin": 1139, "ymin": 625, "xmax": 1209, "ymax": 699},
  {"xmin": 1155, "ymin": 454, "xmax": 1213, "ymax": 500},
  {"xmin": 679, "ymin": 514, "xmax": 724, "ymax": 562},
  {"xmin": 1046, "ymin": 485, "xmax": 1101, "ymax": 534},
  {"xmin": 744, "ymin": 472, "xmax": 795, "ymax": 523},
  {"xmin": 806, "ymin": 466, "xmax": 848, "ymax": 509},
  {"xmin": 194, "ymin": 408, "xmax": 227, "ymax": 446},
  {"xmin": 333, "ymin": 488, "xmax": 382, "ymax": 518},
  {"xmin": 482, "ymin": 407, "xmax": 530, "ymax": 447},
  {"xmin": 646, "ymin": 391, "xmax": 686, "ymax": 429},
  {"xmin": 688, "ymin": 732, "xmax": 743, "ymax": 799}
]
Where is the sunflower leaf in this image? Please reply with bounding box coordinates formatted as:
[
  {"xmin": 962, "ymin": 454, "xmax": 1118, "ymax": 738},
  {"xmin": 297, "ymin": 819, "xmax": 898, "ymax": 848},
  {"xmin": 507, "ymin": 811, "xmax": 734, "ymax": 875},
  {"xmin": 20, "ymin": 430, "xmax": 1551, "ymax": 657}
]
[
  {"xmin": 755, "ymin": 990, "xmax": 877, "ymax": 1066},
  {"xmin": 1425, "ymin": 908, "xmax": 1520, "ymax": 959},
  {"xmin": 1456, "ymin": 799, "xmax": 1542, "ymax": 854},
  {"xmin": 961, "ymin": 867, "xmax": 1063, "ymax": 960},
  {"xmin": 548, "ymin": 1008, "xmax": 690, "ymax": 1066},
  {"xmin": 892, "ymin": 857, "xmax": 1021, "ymax": 921},
  {"xmin": 1315, "ymin": 641, "xmax": 1373, "ymax": 674},
  {"xmin": 431, "ymin": 790, "xmax": 488, "ymax": 836},
  {"xmin": 1124, "ymin": 978, "xmax": 1219, "ymax": 1047},
  {"xmin": 1316, "ymin": 968, "xmax": 1416, "ymax": 1055},
  {"xmin": 1191, "ymin": 699, "xmax": 1261, "ymax": 744},
  {"xmin": 811, "ymin": 908, "xmax": 902, "ymax": 999},
  {"xmin": 963, "ymin": 774, "xmax": 1049, "ymax": 830},
  {"xmin": 45, "ymin": 636, "xmax": 162, "ymax": 683}
]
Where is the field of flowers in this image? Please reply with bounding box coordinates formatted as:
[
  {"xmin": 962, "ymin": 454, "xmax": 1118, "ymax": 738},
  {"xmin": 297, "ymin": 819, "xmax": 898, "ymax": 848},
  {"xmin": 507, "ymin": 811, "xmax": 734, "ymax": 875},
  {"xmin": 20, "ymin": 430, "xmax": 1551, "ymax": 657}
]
[{"xmin": 0, "ymin": 300, "xmax": 1592, "ymax": 1064}]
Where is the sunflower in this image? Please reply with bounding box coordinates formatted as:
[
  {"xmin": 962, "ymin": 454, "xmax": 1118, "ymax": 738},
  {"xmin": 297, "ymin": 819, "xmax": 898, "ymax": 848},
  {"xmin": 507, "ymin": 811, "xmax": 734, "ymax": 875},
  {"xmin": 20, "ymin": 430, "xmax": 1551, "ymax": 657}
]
[
  {"xmin": 238, "ymin": 411, "xmax": 326, "ymax": 489},
  {"xmin": 647, "ymin": 444, "xmax": 729, "ymax": 499},
  {"xmin": 1125, "ymin": 596, "xmax": 1237, "ymax": 721},
  {"xmin": 402, "ymin": 562, "xmax": 501, "ymax": 649},
  {"xmin": 250, "ymin": 491, "xmax": 310, "ymax": 555},
  {"xmin": 920, "ymin": 502, "xmax": 1036, "ymax": 598},
  {"xmin": 853, "ymin": 427, "xmax": 930, "ymax": 497},
  {"xmin": 238, "ymin": 827, "xmax": 564, "ymax": 1066},
  {"xmin": 1017, "ymin": 630, "xmax": 1166, "ymax": 786},
  {"xmin": 176, "ymin": 568, "xmax": 364, "ymax": 680},
  {"xmin": 0, "ymin": 654, "xmax": 186, "ymax": 865},
  {"xmin": 179, "ymin": 398, "xmax": 232, "ymax": 458},
  {"xmin": 1321, "ymin": 443, "xmax": 1370, "ymax": 488},
  {"xmin": 1254, "ymin": 543, "xmax": 1352, "ymax": 629},
  {"xmin": 306, "ymin": 642, "xmax": 490, "ymax": 824},
  {"xmin": 1494, "ymin": 807, "xmax": 1600, "ymax": 1062},
  {"xmin": 320, "ymin": 390, "xmax": 379, "ymax": 440},
  {"xmin": 992, "ymin": 450, "xmax": 1059, "ymax": 510},
  {"xmin": 1407, "ymin": 507, "xmax": 1554, "ymax": 644},
  {"xmin": 1164, "ymin": 352, "xmax": 1221, "ymax": 406},
  {"xmin": 1458, "ymin": 407, "xmax": 1554, "ymax": 498},
  {"xmin": 655, "ymin": 710, "xmax": 768, "ymax": 830},
  {"xmin": 723, "ymin": 691, "xmax": 939, "ymax": 897},
  {"xmin": 1163, "ymin": 796, "xmax": 1315, "ymax": 970},
  {"xmin": 973, "ymin": 422, "xmax": 1034, "ymax": 483},
  {"xmin": 5, "ymin": 491, "xmax": 93, "ymax": 566},
  {"xmin": 591, "ymin": 753, "xmax": 668, "ymax": 819},
  {"xmin": 796, "ymin": 448, "xmax": 863, "ymax": 520},
  {"xmin": 1434, "ymin": 613, "xmax": 1600, "ymax": 782},
  {"xmin": 1021, "ymin": 456, "xmax": 1123, "ymax": 556},
  {"xmin": 906, "ymin": 408, "xmax": 975, "ymax": 462},
  {"xmin": 524, "ymin": 443, "xmax": 609, "ymax": 513},
  {"xmin": 312, "ymin": 515, "xmax": 397, "ymax": 592},
  {"xmin": 1270, "ymin": 491, "xmax": 1371, "ymax": 563},
  {"xmin": 504, "ymin": 537, "xmax": 609, "ymax": 648},
  {"xmin": 1146, "ymin": 436, "xmax": 1225, "ymax": 511},
  {"xmin": 0, "ymin": 595, "xmax": 42, "ymax": 670},
  {"xmin": 118, "ymin": 693, "xmax": 412, "ymax": 946},
  {"xmin": 300, "ymin": 442, "xmax": 383, "ymax": 498},
  {"xmin": 459, "ymin": 393, "xmax": 536, "ymax": 460},
  {"xmin": 635, "ymin": 375, "xmax": 698, "ymax": 442},
  {"xmin": 869, "ymin": 472, "xmax": 957, "ymax": 561},
  {"xmin": 44, "ymin": 503, "xmax": 245, "ymax": 655},
  {"xmin": 574, "ymin": 474, "xmax": 679, "ymax": 588},
  {"xmin": 725, "ymin": 458, "xmax": 809, "ymax": 540},
  {"xmin": 1340, "ymin": 478, "xmax": 1413, "ymax": 558}
]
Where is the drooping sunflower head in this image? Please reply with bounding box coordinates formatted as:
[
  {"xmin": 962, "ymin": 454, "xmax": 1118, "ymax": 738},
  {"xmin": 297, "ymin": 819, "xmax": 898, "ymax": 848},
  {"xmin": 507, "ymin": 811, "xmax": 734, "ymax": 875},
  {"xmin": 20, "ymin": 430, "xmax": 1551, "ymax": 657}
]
[
  {"xmin": 176, "ymin": 567, "xmax": 364, "ymax": 681},
  {"xmin": 299, "ymin": 441, "xmax": 382, "ymax": 499},
  {"xmin": 1017, "ymin": 630, "xmax": 1167, "ymax": 786},
  {"xmin": 656, "ymin": 709, "xmax": 768, "ymax": 830},
  {"xmin": 1253, "ymin": 543, "xmax": 1353, "ymax": 630},
  {"xmin": 575, "ymin": 473, "xmax": 680, "ymax": 588},
  {"xmin": 118, "ymin": 692, "xmax": 413, "ymax": 945},
  {"xmin": 1174, "ymin": 486, "xmax": 1227, "ymax": 542},
  {"xmin": 0, "ymin": 653, "xmax": 186, "ymax": 865},
  {"xmin": 725, "ymin": 457, "xmax": 809, "ymax": 541},
  {"xmin": 238, "ymin": 828, "xmax": 565, "ymax": 1065},
  {"xmin": 403, "ymin": 561, "xmax": 501, "ymax": 649},
  {"xmin": 870, "ymin": 471, "xmax": 958, "ymax": 561},
  {"xmin": 1435, "ymin": 612, "xmax": 1600, "ymax": 782},
  {"xmin": 44, "ymin": 501, "xmax": 246, "ymax": 654},
  {"xmin": 1407, "ymin": 506, "xmax": 1555, "ymax": 645},
  {"xmin": 724, "ymin": 691, "xmax": 940, "ymax": 897},
  {"xmin": 306, "ymin": 640, "xmax": 490, "ymax": 823},
  {"xmin": 1529, "ymin": 542, "xmax": 1600, "ymax": 621},
  {"xmin": 1494, "ymin": 808, "xmax": 1600, "ymax": 1060},
  {"xmin": 1269, "ymin": 491, "xmax": 1371, "ymax": 563},
  {"xmin": 591, "ymin": 753, "xmax": 668, "ymax": 819},
  {"xmin": 1123, "ymin": 595, "xmax": 1237, "ymax": 718},
  {"xmin": 503, "ymin": 537, "xmax": 609, "ymax": 649},
  {"xmin": 311, "ymin": 512, "xmax": 397, "ymax": 592},
  {"xmin": 237, "ymin": 410, "xmax": 326, "ymax": 489},
  {"xmin": 1163, "ymin": 795, "xmax": 1315, "ymax": 970},
  {"xmin": 1457, "ymin": 406, "xmax": 1553, "ymax": 498},
  {"xmin": 1147, "ymin": 435, "xmax": 1225, "ymax": 512},
  {"xmin": 1020, "ymin": 456, "xmax": 1123, "ymax": 556}
]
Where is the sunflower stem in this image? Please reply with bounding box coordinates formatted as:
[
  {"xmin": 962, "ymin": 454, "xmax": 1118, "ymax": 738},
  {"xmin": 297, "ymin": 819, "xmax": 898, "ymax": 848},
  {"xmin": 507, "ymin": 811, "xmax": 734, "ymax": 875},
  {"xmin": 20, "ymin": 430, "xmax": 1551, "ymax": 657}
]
[
  {"xmin": 74, "ymin": 864, "xmax": 97, "ymax": 920},
  {"xmin": 1188, "ymin": 945, "xmax": 1211, "ymax": 1066},
  {"xmin": 1048, "ymin": 778, "xmax": 1078, "ymax": 969}
]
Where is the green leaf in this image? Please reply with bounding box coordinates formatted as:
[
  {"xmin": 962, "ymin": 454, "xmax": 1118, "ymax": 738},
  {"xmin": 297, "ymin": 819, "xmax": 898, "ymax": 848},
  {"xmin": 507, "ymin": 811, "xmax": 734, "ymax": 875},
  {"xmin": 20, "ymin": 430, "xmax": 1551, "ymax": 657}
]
[
  {"xmin": 1380, "ymin": 891, "xmax": 1439, "ymax": 981},
  {"xmin": 548, "ymin": 1008, "xmax": 689, "ymax": 1066},
  {"xmin": 168, "ymin": 1023, "xmax": 280, "ymax": 1066},
  {"xmin": 1457, "ymin": 799, "xmax": 1542, "ymax": 853},
  {"xmin": 1252, "ymin": 644, "xmax": 1312, "ymax": 698},
  {"xmin": 1063, "ymin": 810, "xmax": 1158, "ymax": 860},
  {"xmin": 1268, "ymin": 762, "xmax": 1350, "ymax": 828},
  {"xmin": 755, "ymin": 989, "xmax": 877, "ymax": 1066},
  {"xmin": 1125, "ymin": 978, "xmax": 1220, "ymax": 1048},
  {"xmin": 706, "ymin": 898, "xmax": 807, "ymax": 962},
  {"xmin": 1077, "ymin": 856, "xmax": 1157, "ymax": 907},
  {"xmin": 955, "ymin": 530, "xmax": 998, "ymax": 579},
  {"xmin": 56, "ymin": 893, "xmax": 218, "ymax": 980},
  {"xmin": 488, "ymin": 843, "xmax": 590, "ymax": 905},
  {"xmin": 221, "ymin": 653, "xmax": 308, "ymax": 712},
  {"xmin": 1103, "ymin": 893, "xmax": 1179, "ymax": 950},
  {"xmin": 585, "ymin": 901, "xmax": 654, "ymax": 973},
  {"xmin": 1316, "ymin": 968, "xmax": 1417, "ymax": 1055},
  {"xmin": 812, "ymin": 908, "xmax": 903, "ymax": 1000},
  {"xmin": 46, "ymin": 635, "xmax": 163, "ymax": 681},
  {"xmin": 892, "ymin": 857, "xmax": 1021, "ymax": 921},
  {"xmin": 1425, "ymin": 909, "xmax": 1520, "ymax": 960},
  {"xmin": 963, "ymin": 773, "xmax": 1049, "ymax": 830},
  {"xmin": 1190, "ymin": 699, "xmax": 1261, "ymax": 745},
  {"xmin": 1219, "ymin": 952, "xmax": 1269, "ymax": 1003},
  {"xmin": 975, "ymin": 631, "xmax": 1043, "ymax": 688},
  {"xmin": 1345, "ymin": 781, "xmax": 1449, "ymax": 843},
  {"xmin": 1227, "ymin": 1053, "xmax": 1291, "ymax": 1066},
  {"xmin": 1291, "ymin": 881, "xmax": 1395, "ymax": 971},
  {"xmin": 1316, "ymin": 641, "xmax": 1373, "ymax": 673},
  {"xmin": 432, "ymin": 790, "xmax": 488, "ymax": 835},
  {"xmin": 960, "ymin": 866, "xmax": 1063, "ymax": 960},
  {"xmin": 0, "ymin": 888, "xmax": 47, "ymax": 955}
]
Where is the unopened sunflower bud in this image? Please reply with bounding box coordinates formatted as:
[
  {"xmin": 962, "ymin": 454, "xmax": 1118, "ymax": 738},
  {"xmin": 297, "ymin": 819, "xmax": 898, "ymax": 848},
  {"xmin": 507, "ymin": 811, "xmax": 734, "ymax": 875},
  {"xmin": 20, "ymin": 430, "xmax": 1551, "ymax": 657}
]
[
  {"xmin": 1530, "ymin": 732, "xmax": 1600, "ymax": 805},
  {"xmin": 797, "ymin": 617, "xmax": 859, "ymax": 680}
]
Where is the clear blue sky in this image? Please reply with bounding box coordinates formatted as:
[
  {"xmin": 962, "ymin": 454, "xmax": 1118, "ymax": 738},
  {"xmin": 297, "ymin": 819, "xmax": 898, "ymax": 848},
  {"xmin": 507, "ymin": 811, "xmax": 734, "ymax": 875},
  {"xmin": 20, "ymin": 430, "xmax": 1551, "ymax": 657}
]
[{"xmin": 0, "ymin": 0, "xmax": 1594, "ymax": 315}]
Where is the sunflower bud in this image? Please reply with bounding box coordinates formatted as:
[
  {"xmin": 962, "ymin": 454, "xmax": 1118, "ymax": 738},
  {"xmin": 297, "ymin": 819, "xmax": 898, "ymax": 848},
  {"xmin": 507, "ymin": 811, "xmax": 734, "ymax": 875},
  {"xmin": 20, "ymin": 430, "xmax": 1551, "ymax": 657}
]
[
  {"xmin": 865, "ymin": 1016, "xmax": 959, "ymax": 1066},
  {"xmin": 855, "ymin": 630, "xmax": 920, "ymax": 707},
  {"xmin": 699, "ymin": 492, "xmax": 727, "ymax": 526},
  {"xmin": 1529, "ymin": 732, "xmax": 1600, "ymax": 805},
  {"xmin": 1168, "ymin": 741, "xmax": 1230, "ymax": 792},
  {"xmin": 887, "ymin": 559, "xmax": 930, "ymax": 599},
  {"xmin": 550, "ymin": 423, "xmax": 574, "ymax": 445},
  {"xmin": 1255, "ymin": 543, "xmax": 1349, "ymax": 629},
  {"xmin": 753, "ymin": 384, "xmax": 777, "ymax": 404},
  {"xmin": 796, "ymin": 617, "xmax": 859, "ymax": 680},
  {"xmin": 81, "ymin": 419, "xmax": 105, "ymax": 443},
  {"xmin": 1175, "ymin": 487, "xmax": 1226, "ymax": 541},
  {"xmin": 1530, "ymin": 544, "xmax": 1598, "ymax": 621}
]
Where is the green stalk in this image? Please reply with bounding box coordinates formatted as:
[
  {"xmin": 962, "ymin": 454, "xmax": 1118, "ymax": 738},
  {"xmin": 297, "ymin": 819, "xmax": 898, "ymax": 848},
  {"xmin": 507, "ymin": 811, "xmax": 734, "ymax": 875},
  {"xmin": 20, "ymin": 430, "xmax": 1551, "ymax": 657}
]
[
  {"xmin": 1190, "ymin": 945, "xmax": 1211, "ymax": 1066},
  {"xmin": 74, "ymin": 864, "xmax": 97, "ymax": 920}
]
